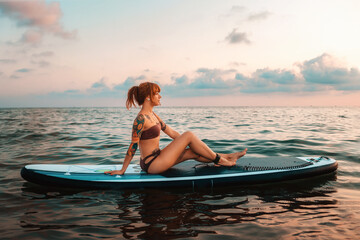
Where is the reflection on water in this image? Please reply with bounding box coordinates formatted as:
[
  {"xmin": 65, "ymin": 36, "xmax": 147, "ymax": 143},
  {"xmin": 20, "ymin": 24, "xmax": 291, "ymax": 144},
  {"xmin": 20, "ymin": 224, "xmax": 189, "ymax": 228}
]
[
  {"xmin": 16, "ymin": 173, "xmax": 348, "ymax": 239},
  {"xmin": 115, "ymin": 174, "xmax": 339, "ymax": 239}
]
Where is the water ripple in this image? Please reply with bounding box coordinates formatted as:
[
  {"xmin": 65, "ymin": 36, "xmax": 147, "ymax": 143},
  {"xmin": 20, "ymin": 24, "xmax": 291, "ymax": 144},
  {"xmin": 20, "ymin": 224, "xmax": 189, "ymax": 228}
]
[{"xmin": 1, "ymin": 107, "xmax": 360, "ymax": 239}]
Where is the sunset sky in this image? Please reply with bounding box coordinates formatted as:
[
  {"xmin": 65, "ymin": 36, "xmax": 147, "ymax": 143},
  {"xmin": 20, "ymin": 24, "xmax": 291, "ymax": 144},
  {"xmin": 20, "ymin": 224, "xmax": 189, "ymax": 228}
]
[{"xmin": 1, "ymin": 0, "xmax": 360, "ymax": 107}]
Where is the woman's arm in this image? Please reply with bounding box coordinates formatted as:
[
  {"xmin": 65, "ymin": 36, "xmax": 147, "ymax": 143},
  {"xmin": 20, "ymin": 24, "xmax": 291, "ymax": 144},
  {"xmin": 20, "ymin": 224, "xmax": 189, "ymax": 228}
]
[
  {"xmin": 153, "ymin": 112, "xmax": 180, "ymax": 139},
  {"xmin": 162, "ymin": 124, "xmax": 180, "ymax": 139},
  {"xmin": 105, "ymin": 114, "xmax": 145, "ymax": 175}
]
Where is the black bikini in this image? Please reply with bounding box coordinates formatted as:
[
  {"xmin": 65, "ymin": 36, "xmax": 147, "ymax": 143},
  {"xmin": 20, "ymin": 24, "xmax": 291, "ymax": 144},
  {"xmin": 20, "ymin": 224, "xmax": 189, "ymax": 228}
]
[
  {"xmin": 140, "ymin": 149, "xmax": 161, "ymax": 173},
  {"xmin": 140, "ymin": 123, "xmax": 161, "ymax": 140},
  {"xmin": 139, "ymin": 122, "xmax": 162, "ymax": 173}
]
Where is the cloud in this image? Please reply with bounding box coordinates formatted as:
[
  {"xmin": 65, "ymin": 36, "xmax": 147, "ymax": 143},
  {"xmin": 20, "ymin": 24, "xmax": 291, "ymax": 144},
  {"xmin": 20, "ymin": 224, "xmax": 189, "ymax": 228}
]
[
  {"xmin": 0, "ymin": 59, "xmax": 17, "ymax": 64},
  {"xmin": 220, "ymin": 5, "xmax": 246, "ymax": 18},
  {"xmin": 300, "ymin": 53, "xmax": 360, "ymax": 90},
  {"xmin": 91, "ymin": 78, "xmax": 108, "ymax": 89},
  {"xmin": 247, "ymin": 11, "xmax": 272, "ymax": 21},
  {"xmin": 32, "ymin": 51, "xmax": 54, "ymax": 58},
  {"xmin": 10, "ymin": 68, "xmax": 32, "ymax": 78},
  {"xmin": 20, "ymin": 29, "xmax": 43, "ymax": 45},
  {"xmin": 230, "ymin": 5, "xmax": 246, "ymax": 13},
  {"xmin": 30, "ymin": 51, "xmax": 54, "ymax": 67},
  {"xmin": 113, "ymin": 75, "xmax": 146, "ymax": 91},
  {"xmin": 221, "ymin": 7, "xmax": 272, "ymax": 45},
  {"xmin": 31, "ymin": 60, "xmax": 50, "ymax": 68},
  {"xmin": 163, "ymin": 67, "xmax": 300, "ymax": 96},
  {"xmin": 16, "ymin": 68, "xmax": 32, "ymax": 73},
  {"xmin": 46, "ymin": 78, "xmax": 115, "ymax": 100},
  {"xmin": 39, "ymin": 53, "xmax": 360, "ymax": 101},
  {"xmin": 163, "ymin": 69, "xmax": 240, "ymax": 97},
  {"xmin": 86, "ymin": 77, "xmax": 114, "ymax": 97},
  {"xmin": 0, "ymin": 0, "xmax": 76, "ymax": 44},
  {"xmin": 45, "ymin": 76, "xmax": 149, "ymax": 101},
  {"xmin": 225, "ymin": 28, "xmax": 251, "ymax": 44},
  {"xmin": 192, "ymin": 68, "xmax": 236, "ymax": 89},
  {"xmin": 163, "ymin": 53, "xmax": 360, "ymax": 97},
  {"xmin": 227, "ymin": 5, "xmax": 246, "ymax": 16},
  {"xmin": 222, "ymin": 6, "xmax": 271, "ymax": 22},
  {"xmin": 10, "ymin": 74, "xmax": 20, "ymax": 79},
  {"xmin": 240, "ymin": 68, "xmax": 301, "ymax": 93},
  {"xmin": 229, "ymin": 61, "xmax": 246, "ymax": 67}
]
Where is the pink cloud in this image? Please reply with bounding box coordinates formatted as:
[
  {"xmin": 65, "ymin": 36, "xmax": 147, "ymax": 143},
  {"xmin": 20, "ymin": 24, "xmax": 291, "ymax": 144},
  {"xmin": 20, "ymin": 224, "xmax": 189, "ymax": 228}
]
[
  {"xmin": 21, "ymin": 30, "xmax": 43, "ymax": 45},
  {"xmin": 0, "ymin": 0, "xmax": 76, "ymax": 44}
]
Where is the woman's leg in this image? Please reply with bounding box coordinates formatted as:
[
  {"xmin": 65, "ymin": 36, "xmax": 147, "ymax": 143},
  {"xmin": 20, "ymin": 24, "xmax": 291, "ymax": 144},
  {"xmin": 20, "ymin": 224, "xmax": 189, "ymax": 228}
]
[
  {"xmin": 174, "ymin": 148, "xmax": 207, "ymax": 165},
  {"xmin": 176, "ymin": 148, "xmax": 248, "ymax": 165},
  {"xmin": 148, "ymin": 131, "xmax": 236, "ymax": 174}
]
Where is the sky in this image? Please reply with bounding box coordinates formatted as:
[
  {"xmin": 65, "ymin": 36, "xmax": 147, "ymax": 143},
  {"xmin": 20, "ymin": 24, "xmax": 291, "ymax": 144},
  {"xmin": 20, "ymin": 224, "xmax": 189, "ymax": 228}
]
[{"xmin": 0, "ymin": 0, "xmax": 360, "ymax": 107}]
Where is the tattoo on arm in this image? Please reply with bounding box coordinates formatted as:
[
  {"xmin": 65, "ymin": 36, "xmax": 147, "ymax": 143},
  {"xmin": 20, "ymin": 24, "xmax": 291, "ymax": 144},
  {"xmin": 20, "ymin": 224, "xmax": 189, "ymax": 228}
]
[
  {"xmin": 160, "ymin": 121, "xmax": 167, "ymax": 131},
  {"xmin": 127, "ymin": 114, "xmax": 144, "ymax": 157},
  {"xmin": 126, "ymin": 142, "xmax": 138, "ymax": 157}
]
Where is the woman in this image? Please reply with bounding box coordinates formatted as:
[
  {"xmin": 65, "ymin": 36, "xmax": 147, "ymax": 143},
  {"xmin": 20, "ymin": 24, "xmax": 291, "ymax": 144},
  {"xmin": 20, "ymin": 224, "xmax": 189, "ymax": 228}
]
[{"xmin": 105, "ymin": 82, "xmax": 247, "ymax": 175}]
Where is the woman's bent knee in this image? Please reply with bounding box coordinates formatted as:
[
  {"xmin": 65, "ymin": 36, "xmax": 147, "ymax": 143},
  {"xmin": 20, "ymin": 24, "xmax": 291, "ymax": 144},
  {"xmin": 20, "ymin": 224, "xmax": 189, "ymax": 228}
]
[{"xmin": 182, "ymin": 131, "xmax": 194, "ymax": 139}]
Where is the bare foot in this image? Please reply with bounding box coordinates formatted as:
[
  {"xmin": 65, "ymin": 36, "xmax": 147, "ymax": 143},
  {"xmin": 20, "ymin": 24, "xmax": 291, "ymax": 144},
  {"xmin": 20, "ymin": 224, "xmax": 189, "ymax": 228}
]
[{"xmin": 220, "ymin": 148, "xmax": 247, "ymax": 163}]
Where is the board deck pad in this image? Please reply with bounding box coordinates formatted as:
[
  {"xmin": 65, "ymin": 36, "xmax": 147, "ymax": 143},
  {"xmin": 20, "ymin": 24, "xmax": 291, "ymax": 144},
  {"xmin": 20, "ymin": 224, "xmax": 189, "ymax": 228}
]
[
  {"xmin": 161, "ymin": 157, "xmax": 314, "ymax": 177},
  {"xmin": 238, "ymin": 156, "xmax": 313, "ymax": 171}
]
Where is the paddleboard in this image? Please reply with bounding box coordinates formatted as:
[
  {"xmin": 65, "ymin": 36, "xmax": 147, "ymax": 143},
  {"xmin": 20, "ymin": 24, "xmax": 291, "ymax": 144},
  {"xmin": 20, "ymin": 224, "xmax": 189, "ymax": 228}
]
[{"xmin": 21, "ymin": 156, "xmax": 338, "ymax": 189}]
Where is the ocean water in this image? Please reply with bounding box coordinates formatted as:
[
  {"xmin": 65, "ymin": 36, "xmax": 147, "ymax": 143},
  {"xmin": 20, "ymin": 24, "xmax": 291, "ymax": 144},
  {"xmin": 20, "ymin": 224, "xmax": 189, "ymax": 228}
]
[{"xmin": 0, "ymin": 106, "xmax": 359, "ymax": 239}]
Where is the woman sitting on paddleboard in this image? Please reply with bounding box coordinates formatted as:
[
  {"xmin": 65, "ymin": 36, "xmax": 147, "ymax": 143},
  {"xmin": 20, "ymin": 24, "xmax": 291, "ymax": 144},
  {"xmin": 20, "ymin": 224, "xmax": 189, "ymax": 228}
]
[{"xmin": 105, "ymin": 82, "xmax": 247, "ymax": 175}]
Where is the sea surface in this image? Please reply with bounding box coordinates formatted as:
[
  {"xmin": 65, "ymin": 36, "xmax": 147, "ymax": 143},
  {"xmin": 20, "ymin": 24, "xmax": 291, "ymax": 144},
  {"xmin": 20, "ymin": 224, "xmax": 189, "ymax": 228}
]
[{"xmin": 0, "ymin": 106, "xmax": 359, "ymax": 239}]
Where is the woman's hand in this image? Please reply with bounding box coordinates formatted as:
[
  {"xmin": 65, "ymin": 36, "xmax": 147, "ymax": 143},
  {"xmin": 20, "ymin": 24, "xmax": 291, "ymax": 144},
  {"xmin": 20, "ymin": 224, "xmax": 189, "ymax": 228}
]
[{"xmin": 104, "ymin": 169, "xmax": 126, "ymax": 175}]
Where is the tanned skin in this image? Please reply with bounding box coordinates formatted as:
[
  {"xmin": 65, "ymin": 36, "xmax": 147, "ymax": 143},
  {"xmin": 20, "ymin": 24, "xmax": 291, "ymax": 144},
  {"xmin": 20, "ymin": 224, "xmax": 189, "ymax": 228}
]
[
  {"xmin": 105, "ymin": 90, "xmax": 247, "ymax": 175},
  {"xmin": 106, "ymin": 114, "xmax": 144, "ymax": 175}
]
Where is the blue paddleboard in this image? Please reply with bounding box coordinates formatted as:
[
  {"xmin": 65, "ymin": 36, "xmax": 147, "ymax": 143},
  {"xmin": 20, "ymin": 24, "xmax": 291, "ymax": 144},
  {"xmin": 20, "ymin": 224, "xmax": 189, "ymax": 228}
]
[{"xmin": 21, "ymin": 156, "xmax": 338, "ymax": 189}]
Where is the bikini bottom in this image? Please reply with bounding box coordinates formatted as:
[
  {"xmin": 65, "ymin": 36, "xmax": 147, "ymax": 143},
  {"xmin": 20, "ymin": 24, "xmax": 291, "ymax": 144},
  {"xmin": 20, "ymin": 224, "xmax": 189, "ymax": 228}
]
[{"xmin": 140, "ymin": 149, "xmax": 161, "ymax": 173}]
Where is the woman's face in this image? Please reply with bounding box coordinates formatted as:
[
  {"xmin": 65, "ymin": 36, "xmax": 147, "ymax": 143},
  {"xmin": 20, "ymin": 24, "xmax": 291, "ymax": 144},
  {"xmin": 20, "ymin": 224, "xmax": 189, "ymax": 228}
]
[{"xmin": 152, "ymin": 91, "xmax": 161, "ymax": 106}]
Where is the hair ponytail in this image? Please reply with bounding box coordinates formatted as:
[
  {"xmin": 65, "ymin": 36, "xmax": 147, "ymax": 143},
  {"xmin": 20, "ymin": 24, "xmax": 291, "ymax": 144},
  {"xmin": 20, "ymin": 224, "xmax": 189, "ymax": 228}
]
[
  {"xmin": 125, "ymin": 82, "xmax": 161, "ymax": 110},
  {"xmin": 126, "ymin": 86, "xmax": 138, "ymax": 110}
]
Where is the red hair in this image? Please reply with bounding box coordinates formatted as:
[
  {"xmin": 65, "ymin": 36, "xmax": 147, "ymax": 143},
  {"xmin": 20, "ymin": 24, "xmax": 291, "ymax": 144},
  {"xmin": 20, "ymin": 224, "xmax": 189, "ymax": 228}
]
[{"xmin": 126, "ymin": 82, "xmax": 161, "ymax": 109}]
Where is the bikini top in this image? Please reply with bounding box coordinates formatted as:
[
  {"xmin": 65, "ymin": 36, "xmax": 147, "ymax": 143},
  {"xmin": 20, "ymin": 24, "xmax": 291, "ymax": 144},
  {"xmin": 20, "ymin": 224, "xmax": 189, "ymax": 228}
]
[{"xmin": 140, "ymin": 122, "xmax": 161, "ymax": 140}]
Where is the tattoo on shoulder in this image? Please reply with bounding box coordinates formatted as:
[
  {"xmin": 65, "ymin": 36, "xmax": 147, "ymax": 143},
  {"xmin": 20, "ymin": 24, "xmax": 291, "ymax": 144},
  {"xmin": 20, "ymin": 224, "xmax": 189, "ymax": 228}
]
[
  {"xmin": 133, "ymin": 114, "xmax": 145, "ymax": 136},
  {"xmin": 137, "ymin": 114, "xmax": 145, "ymax": 122},
  {"xmin": 145, "ymin": 115, "xmax": 151, "ymax": 121}
]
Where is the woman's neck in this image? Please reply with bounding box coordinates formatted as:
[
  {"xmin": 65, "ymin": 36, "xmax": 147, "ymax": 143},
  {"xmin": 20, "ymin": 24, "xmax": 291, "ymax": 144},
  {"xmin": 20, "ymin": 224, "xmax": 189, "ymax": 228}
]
[{"xmin": 141, "ymin": 101, "xmax": 154, "ymax": 114}]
